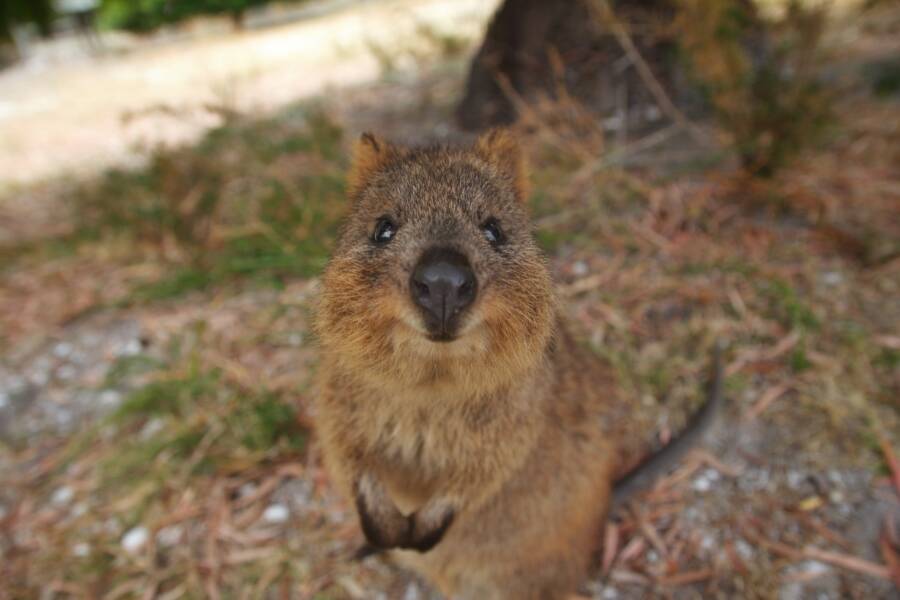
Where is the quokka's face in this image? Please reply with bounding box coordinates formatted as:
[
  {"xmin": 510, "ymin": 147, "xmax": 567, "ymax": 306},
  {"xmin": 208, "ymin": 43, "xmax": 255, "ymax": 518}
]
[{"xmin": 318, "ymin": 131, "xmax": 554, "ymax": 368}]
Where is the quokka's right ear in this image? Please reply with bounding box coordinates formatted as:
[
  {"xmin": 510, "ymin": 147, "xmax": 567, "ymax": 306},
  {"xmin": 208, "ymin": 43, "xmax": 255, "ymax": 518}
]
[
  {"xmin": 348, "ymin": 133, "xmax": 403, "ymax": 197},
  {"xmin": 474, "ymin": 129, "xmax": 530, "ymax": 202}
]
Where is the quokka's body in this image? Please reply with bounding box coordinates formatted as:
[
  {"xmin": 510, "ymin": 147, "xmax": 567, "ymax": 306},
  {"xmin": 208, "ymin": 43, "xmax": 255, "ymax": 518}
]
[{"xmin": 314, "ymin": 131, "xmax": 714, "ymax": 599}]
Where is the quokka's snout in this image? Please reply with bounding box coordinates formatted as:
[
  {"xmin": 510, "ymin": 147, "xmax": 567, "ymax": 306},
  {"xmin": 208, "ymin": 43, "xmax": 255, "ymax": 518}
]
[{"xmin": 409, "ymin": 247, "xmax": 477, "ymax": 341}]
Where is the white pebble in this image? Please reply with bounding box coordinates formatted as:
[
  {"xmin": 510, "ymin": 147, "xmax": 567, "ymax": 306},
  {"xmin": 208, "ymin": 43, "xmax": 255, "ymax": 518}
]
[
  {"xmin": 572, "ymin": 260, "xmax": 589, "ymax": 276},
  {"xmin": 51, "ymin": 486, "xmax": 74, "ymax": 505},
  {"xmin": 787, "ymin": 470, "xmax": 805, "ymax": 490},
  {"xmin": 53, "ymin": 342, "xmax": 73, "ymax": 358},
  {"xmin": 822, "ymin": 271, "xmax": 843, "ymax": 286},
  {"xmin": 156, "ymin": 525, "xmax": 182, "ymax": 547},
  {"xmin": 140, "ymin": 418, "xmax": 165, "ymax": 439},
  {"xmin": 120, "ymin": 339, "xmax": 142, "ymax": 357},
  {"xmin": 402, "ymin": 582, "xmax": 421, "ymax": 600},
  {"xmin": 99, "ymin": 390, "xmax": 121, "ymax": 408},
  {"xmin": 0, "ymin": 391, "xmax": 8, "ymax": 409},
  {"xmin": 692, "ymin": 474, "xmax": 712, "ymax": 492},
  {"xmin": 72, "ymin": 542, "xmax": 91, "ymax": 557},
  {"xmin": 262, "ymin": 504, "xmax": 290, "ymax": 524},
  {"xmin": 799, "ymin": 560, "xmax": 830, "ymax": 576},
  {"xmin": 239, "ymin": 482, "xmax": 258, "ymax": 499},
  {"xmin": 56, "ymin": 364, "xmax": 77, "ymax": 380},
  {"xmin": 121, "ymin": 526, "xmax": 149, "ymax": 553}
]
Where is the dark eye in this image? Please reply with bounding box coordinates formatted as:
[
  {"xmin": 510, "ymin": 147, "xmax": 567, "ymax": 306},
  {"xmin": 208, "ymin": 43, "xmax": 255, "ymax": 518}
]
[
  {"xmin": 481, "ymin": 218, "xmax": 505, "ymax": 247},
  {"xmin": 372, "ymin": 217, "xmax": 397, "ymax": 245}
]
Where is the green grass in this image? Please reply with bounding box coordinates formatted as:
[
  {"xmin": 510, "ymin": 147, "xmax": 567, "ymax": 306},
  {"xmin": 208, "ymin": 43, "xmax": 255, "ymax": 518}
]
[
  {"xmin": 3, "ymin": 104, "xmax": 348, "ymax": 303},
  {"xmin": 94, "ymin": 338, "xmax": 307, "ymax": 504}
]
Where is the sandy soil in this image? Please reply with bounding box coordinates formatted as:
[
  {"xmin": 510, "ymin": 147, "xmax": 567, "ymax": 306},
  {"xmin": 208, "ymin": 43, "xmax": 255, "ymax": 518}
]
[{"xmin": 0, "ymin": 0, "xmax": 496, "ymax": 190}]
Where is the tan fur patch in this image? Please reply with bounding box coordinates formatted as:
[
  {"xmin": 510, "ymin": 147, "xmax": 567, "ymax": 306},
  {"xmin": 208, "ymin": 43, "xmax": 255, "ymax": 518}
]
[{"xmin": 474, "ymin": 129, "xmax": 530, "ymax": 202}]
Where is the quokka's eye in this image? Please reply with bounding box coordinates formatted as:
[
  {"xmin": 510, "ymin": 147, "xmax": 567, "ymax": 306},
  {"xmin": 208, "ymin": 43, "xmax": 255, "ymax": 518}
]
[
  {"xmin": 372, "ymin": 217, "xmax": 397, "ymax": 245},
  {"xmin": 481, "ymin": 218, "xmax": 505, "ymax": 247}
]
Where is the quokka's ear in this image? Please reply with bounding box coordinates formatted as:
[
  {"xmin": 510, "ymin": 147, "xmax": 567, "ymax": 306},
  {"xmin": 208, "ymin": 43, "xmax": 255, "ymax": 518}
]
[
  {"xmin": 474, "ymin": 129, "xmax": 529, "ymax": 202},
  {"xmin": 348, "ymin": 133, "xmax": 403, "ymax": 197}
]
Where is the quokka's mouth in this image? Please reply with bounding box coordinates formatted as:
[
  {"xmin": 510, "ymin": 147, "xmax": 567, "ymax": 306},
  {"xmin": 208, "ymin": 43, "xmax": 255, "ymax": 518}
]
[{"xmin": 426, "ymin": 331, "xmax": 458, "ymax": 343}]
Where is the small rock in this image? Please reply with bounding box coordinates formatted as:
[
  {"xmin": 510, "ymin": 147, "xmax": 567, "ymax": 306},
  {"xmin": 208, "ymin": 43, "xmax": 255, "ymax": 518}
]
[
  {"xmin": 99, "ymin": 390, "xmax": 121, "ymax": 408},
  {"xmin": 572, "ymin": 260, "xmax": 589, "ymax": 277},
  {"xmin": 156, "ymin": 525, "xmax": 182, "ymax": 547},
  {"xmin": 821, "ymin": 271, "xmax": 843, "ymax": 286},
  {"xmin": 262, "ymin": 503, "xmax": 290, "ymax": 524},
  {"xmin": 121, "ymin": 526, "xmax": 149, "ymax": 553},
  {"xmin": 29, "ymin": 369, "xmax": 49, "ymax": 387},
  {"xmin": 787, "ymin": 470, "xmax": 805, "ymax": 490},
  {"xmin": 402, "ymin": 582, "xmax": 421, "ymax": 600},
  {"xmin": 693, "ymin": 474, "xmax": 713, "ymax": 492},
  {"xmin": 735, "ymin": 538, "xmax": 754, "ymax": 559},
  {"xmin": 56, "ymin": 364, "xmax": 77, "ymax": 380},
  {"xmin": 51, "ymin": 486, "xmax": 74, "ymax": 506},
  {"xmin": 140, "ymin": 418, "xmax": 165, "ymax": 439},
  {"xmin": 703, "ymin": 467, "xmax": 721, "ymax": 482},
  {"xmin": 799, "ymin": 560, "xmax": 830, "ymax": 576},
  {"xmin": 118, "ymin": 338, "xmax": 142, "ymax": 357},
  {"xmin": 239, "ymin": 482, "xmax": 258, "ymax": 499},
  {"xmin": 72, "ymin": 542, "xmax": 91, "ymax": 557},
  {"xmin": 53, "ymin": 342, "xmax": 73, "ymax": 359},
  {"xmin": 644, "ymin": 106, "xmax": 662, "ymax": 121},
  {"xmin": 0, "ymin": 391, "xmax": 9, "ymax": 409}
]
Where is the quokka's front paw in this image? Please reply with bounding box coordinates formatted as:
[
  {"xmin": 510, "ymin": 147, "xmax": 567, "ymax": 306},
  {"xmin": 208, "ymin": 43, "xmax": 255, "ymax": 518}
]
[
  {"xmin": 354, "ymin": 475, "xmax": 410, "ymax": 549},
  {"xmin": 354, "ymin": 475, "xmax": 455, "ymax": 553},
  {"xmin": 404, "ymin": 506, "xmax": 455, "ymax": 552}
]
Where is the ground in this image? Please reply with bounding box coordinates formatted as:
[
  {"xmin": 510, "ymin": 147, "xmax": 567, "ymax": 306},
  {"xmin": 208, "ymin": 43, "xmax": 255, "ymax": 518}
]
[{"xmin": 1, "ymin": 1, "xmax": 899, "ymax": 599}]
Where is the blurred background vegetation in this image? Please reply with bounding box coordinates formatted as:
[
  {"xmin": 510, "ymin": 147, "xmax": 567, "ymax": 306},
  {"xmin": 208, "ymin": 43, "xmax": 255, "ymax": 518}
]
[{"xmin": 98, "ymin": 0, "xmax": 312, "ymax": 31}]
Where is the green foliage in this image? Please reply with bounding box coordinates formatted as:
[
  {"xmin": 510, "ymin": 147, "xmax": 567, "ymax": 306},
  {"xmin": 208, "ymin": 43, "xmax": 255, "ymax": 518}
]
[
  {"xmin": 1, "ymin": 0, "xmax": 55, "ymax": 46},
  {"xmin": 104, "ymin": 344, "xmax": 306, "ymax": 486},
  {"xmin": 74, "ymin": 106, "xmax": 347, "ymax": 300},
  {"xmin": 865, "ymin": 56, "xmax": 900, "ymax": 97},
  {"xmin": 761, "ymin": 278, "xmax": 820, "ymax": 332},
  {"xmin": 676, "ymin": 0, "xmax": 834, "ymax": 176},
  {"xmin": 99, "ymin": 0, "xmax": 308, "ymax": 32}
]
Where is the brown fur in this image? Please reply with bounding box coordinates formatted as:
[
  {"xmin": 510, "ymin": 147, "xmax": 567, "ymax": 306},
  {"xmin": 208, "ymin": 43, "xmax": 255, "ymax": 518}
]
[{"xmin": 315, "ymin": 131, "xmax": 644, "ymax": 599}]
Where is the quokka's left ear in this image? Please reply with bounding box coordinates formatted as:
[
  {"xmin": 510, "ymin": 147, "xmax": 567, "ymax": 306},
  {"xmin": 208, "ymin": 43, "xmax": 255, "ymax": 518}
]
[
  {"xmin": 348, "ymin": 132, "xmax": 405, "ymax": 198},
  {"xmin": 474, "ymin": 129, "xmax": 530, "ymax": 202}
]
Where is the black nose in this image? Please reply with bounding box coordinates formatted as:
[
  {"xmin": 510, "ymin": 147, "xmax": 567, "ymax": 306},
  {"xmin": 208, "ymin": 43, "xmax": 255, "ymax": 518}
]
[{"xmin": 410, "ymin": 248, "xmax": 477, "ymax": 339}]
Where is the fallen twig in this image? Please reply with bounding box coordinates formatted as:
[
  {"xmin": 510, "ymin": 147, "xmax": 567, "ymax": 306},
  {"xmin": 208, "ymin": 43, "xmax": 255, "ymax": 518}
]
[
  {"xmin": 879, "ymin": 528, "xmax": 900, "ymax": 589},
  {"xmin": 876, "ymin": 434, "xmax": 900, "ymax": 498},
  {"xmin": 583, "ymin": 0, "xmax": 711, "ymax": 147},
  {"xmin": 658, "ymin": 568, "xmax": 715, "ymax": 587},
  {"xmin": 602, "ymin": 522, "xmax": 620, "ymax": 574},
  {"xmin": 745, "ymin": 383, "xmax": 792, "ymax": 421},
  {"xmin": 741, "ymin": 521, "xmax": 891, "ymax": 580}
]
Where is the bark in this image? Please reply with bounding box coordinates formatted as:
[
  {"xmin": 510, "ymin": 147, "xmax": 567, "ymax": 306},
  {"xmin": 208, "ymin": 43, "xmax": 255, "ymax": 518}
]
[{"xmin": 456, "ymin": 0, "xmax": 682, "ymax": 131}]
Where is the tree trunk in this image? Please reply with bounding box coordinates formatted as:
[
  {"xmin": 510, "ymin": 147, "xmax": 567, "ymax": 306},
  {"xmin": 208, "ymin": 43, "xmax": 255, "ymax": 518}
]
[
  {"xmin": 456, "ymin": 0, "xmax": 681, "ymax": 131},
  {"xmin": 230, "ymin": 9, "xmax": 247, "ymax": 31}
]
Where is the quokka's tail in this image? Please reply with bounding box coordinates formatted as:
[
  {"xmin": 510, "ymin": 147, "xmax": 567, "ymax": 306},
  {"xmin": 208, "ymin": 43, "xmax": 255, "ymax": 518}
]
[{"xmin": 611, "ymin": 343, "xmax": 726, "ymax": 512}]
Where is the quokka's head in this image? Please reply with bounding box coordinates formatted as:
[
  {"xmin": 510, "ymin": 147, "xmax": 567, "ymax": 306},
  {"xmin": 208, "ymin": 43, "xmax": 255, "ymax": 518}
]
[{"xmin": 316, "ymin": 130, "xmax": 555, "ymax": 390}]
